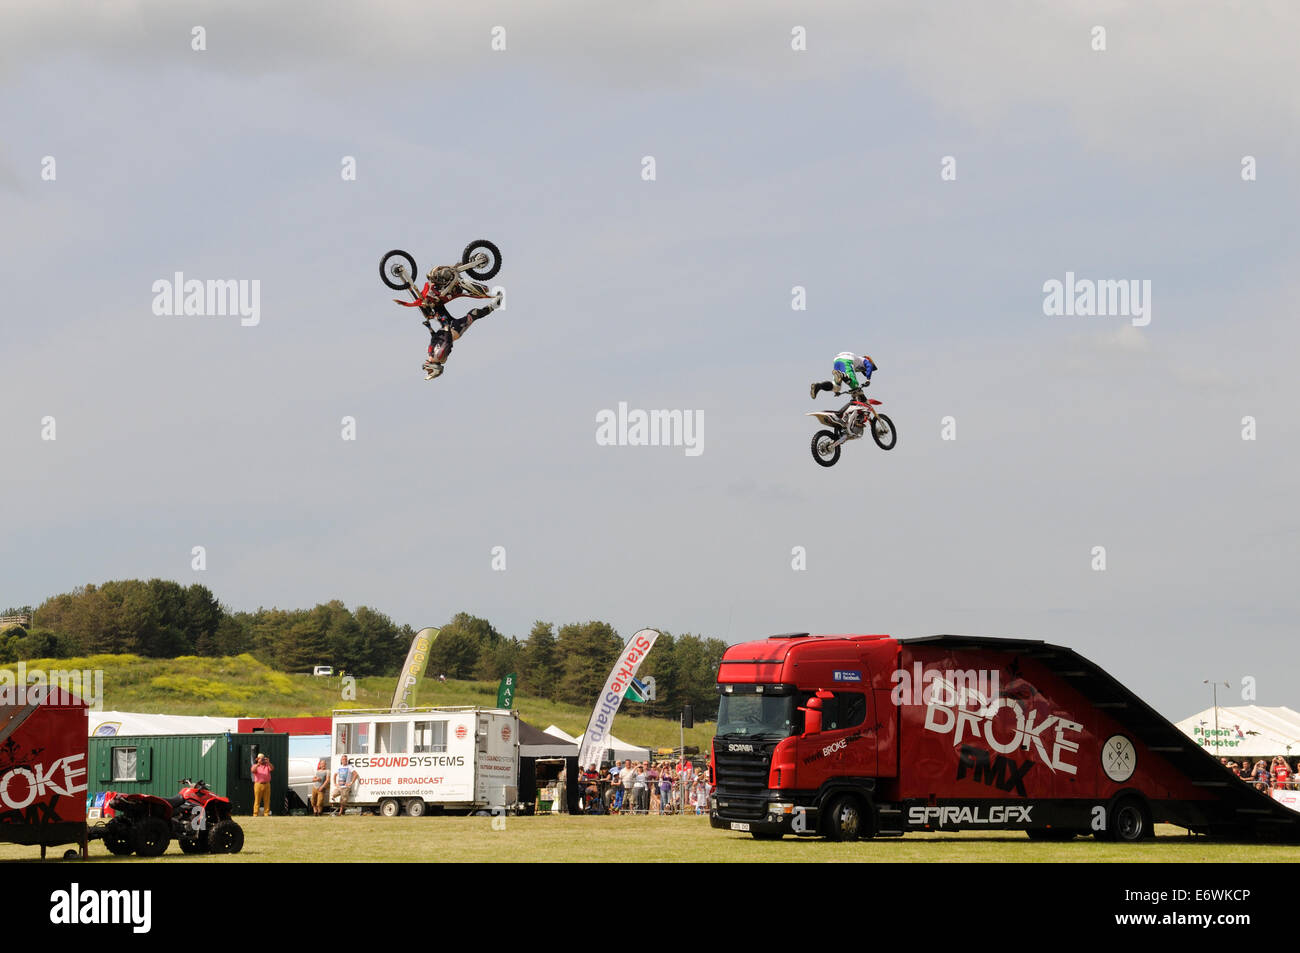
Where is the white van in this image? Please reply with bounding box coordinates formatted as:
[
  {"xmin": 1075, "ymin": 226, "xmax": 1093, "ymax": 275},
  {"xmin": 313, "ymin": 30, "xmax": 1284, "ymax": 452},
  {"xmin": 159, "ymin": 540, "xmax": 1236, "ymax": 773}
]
[
  {"xmin": 331, "ymin": 707, "xmax": 519, "ymax": 816},
  {"xmin": 312, "ymin": 665, "xmax": 334, "ymax": 677}
]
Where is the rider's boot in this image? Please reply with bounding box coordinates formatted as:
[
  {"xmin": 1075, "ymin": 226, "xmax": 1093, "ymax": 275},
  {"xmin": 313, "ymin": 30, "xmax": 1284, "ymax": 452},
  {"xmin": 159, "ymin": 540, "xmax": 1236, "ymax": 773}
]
[
  {"xmin": 465, "ymin": 295, "xmax": 502, "ymax": 326},
  {"xmin": 810, "ymin": 380, "xmax": 834, "ymax": 399}
]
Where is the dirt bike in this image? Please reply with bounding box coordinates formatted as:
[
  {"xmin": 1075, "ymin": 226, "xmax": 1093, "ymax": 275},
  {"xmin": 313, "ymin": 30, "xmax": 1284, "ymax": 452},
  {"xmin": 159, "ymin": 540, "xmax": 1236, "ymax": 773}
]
[
  {"xmin": 807, "ymin": 389, "xmax": 897, "ymax": 467},
  {"xmin": 379, "ymin": 239, "xmax": 502, "ymax": 309},
  {"xmin": 90, "ymin": 778, "xmax": 244, "ymax": 856}
]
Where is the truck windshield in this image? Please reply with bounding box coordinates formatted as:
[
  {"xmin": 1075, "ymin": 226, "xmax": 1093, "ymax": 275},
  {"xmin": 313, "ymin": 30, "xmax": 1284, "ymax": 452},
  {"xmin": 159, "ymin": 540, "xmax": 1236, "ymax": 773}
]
[{"xmin": 716, "ymin": 694, "xmax": 795, "ymax": 739}]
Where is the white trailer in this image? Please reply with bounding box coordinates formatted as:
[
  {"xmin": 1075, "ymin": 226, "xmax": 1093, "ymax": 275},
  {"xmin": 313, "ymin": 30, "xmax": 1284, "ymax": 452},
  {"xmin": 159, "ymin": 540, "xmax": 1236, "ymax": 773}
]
[{"xmin": 331, "ymin": 707, "xmax": 519, "ymax": 816}]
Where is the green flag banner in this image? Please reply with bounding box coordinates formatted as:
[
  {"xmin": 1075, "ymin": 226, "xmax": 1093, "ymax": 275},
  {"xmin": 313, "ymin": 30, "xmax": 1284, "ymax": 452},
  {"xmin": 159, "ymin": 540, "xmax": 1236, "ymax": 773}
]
[
  {"xmin": 497, "ymin": 673, "xmax": 517, "ymax": 709},
  {"xmin": 624, "ymin": 676, "xmax": 648, "ymax": 703}
]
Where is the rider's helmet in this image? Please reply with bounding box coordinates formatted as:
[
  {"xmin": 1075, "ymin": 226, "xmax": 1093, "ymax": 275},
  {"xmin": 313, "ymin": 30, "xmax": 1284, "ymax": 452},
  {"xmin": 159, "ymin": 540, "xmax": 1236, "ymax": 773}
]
[{"xmin": 430, "ymin": 266, "xmax": 457, "ymax": 293}]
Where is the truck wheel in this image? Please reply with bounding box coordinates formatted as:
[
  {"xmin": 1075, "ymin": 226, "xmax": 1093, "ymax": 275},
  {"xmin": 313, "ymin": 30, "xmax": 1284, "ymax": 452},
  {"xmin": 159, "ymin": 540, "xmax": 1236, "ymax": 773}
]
[
  {"xmin": 132, "ymin": 817, "xmax": 170, "ymax": 857},
  {"xmin": 1108, "ymin": 798, "xmax": 1152, "ymax": 843},
  {"xmin": 379, "ymin": 798, "xmax": 400, "ymax": 818},
  {"xmin": 102, "ymin": 820, "xmax": 133, "ymax": 856},
  {"xmin": 826, "ymin": 795, "xmax": 867, "ymax": 842},
  {"xmin": 207, "ymin": 820, "xmax": 245, "ymax": 854},
  {"xmin": 405, "ymin": 799, "xmax": 427, "ymax": 818}
]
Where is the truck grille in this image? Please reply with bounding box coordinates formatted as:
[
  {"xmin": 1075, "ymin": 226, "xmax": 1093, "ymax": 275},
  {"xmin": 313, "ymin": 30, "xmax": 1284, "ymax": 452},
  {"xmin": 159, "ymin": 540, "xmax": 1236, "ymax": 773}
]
[{"xmin": 715, "ymin": 748, "xmax": 772, "ymax": 796}]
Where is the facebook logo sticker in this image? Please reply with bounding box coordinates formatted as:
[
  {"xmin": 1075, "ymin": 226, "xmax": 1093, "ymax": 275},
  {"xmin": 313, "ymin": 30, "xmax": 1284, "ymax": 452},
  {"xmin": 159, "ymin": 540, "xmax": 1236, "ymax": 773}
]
[{"xmin": 833, "ymin": 670, "xmax": 862, "ymax": 682}]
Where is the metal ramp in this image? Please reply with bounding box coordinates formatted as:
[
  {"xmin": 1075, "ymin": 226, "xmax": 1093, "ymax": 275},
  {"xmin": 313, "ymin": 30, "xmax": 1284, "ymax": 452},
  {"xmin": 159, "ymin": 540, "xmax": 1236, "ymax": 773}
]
[{"xmin": 903, "ymin": 635, "xmax": 1300, "ymax": 841}]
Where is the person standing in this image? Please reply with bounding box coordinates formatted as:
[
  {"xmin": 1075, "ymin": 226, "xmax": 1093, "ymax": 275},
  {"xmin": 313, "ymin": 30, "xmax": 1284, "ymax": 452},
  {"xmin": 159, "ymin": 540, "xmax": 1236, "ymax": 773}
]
[
  {"xmin": 554, "ymin": 766, "xmax": 568, "ymax": 814},
  {"xmin": 251, "ymin": 753, "xmax": 274, "ymax": 817},
  {"xmin": 633, "ymin": 762, "xmax": 648, "ymax": 814},
  {"xmin": 310, "ymin": 758, "xmax": 329, "ymax": 816},
  {"xmin": 676, "ymin": 758, "xmax": 693, "ymax": 814},
  {"xmin": 621, "ymin": 759, "xmax": 636, "ymax": 814},
  {"xmin": 609, "ymin": 760, "xmax": 625, "ymax": 813},
  {"xmin": 334, "ymin": 755, "xmax": 357, "ymax": 816}
]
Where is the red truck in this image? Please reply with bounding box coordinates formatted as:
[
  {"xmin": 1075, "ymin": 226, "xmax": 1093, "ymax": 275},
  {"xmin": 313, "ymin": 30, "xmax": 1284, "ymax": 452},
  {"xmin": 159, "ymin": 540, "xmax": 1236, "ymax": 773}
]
[{"xmin": 709, "ymin": 633, "xmax": 1300, "ymax": 842}]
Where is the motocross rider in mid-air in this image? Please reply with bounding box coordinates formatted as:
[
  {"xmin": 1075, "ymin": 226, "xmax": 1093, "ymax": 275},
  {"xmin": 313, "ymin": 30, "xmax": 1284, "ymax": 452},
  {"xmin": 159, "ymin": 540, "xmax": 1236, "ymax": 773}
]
[
  {"xmin": 417, "ymin": 266, "xmax": 502, "ymax": 380},
  {"xmin": 810, "ymin": 352, "xmax": 878, "ymax": 432}
]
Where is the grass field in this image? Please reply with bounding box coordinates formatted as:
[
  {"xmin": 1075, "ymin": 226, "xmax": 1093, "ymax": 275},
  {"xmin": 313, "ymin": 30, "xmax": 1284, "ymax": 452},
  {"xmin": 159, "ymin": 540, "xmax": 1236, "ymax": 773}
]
[{"xmin": 3, "ymin": 816, "xmax": 1295, "ymax": 863}]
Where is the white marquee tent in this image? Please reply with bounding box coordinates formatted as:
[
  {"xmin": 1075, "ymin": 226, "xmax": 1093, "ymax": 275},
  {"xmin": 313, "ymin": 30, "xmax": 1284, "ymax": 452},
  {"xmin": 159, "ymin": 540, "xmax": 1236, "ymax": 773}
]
[
  {"xmin": 89, "ymin": 710, "xmax": 240, "ymax": 737},
  {"xmin": 1175, "ymin": 706, "xmax": 1300, "ymax": 759}
]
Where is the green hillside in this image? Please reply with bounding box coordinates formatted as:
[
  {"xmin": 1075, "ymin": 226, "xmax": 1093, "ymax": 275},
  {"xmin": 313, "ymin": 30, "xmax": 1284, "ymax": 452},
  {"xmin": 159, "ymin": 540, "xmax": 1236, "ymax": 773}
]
[{"xmin": 4, "ymin": 654, "xmax": 716, "ymax": 753}]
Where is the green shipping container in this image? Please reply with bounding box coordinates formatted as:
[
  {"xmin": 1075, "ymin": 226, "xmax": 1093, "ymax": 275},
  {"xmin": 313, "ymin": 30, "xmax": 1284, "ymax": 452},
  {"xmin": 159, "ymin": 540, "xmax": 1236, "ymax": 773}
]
[{"xmin": 87, "ymin": 732, "xmax": 289, "ymax": 816}]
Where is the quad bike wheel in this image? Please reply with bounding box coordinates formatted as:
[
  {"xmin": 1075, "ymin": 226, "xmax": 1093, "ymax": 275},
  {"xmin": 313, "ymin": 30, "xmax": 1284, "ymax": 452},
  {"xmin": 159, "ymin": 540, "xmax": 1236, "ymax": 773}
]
[
  {"xmin": 380, "ymin": 249, "xmax": 418, "ymax": 291},
  {"xmin": 871, "ymin": 413, "xmax": 897, "ymax": 450},
  {"xmin": 461, "ymin": 239, "xmax": 502, "ymax": 281},
  {"xmin": 811, "ymin": 429, "xmax": 841, "ymax": 467},
  {"xmin": 178, "ymin": 835, "xmax": 209, "ymax": 854},
  {"xmin": 207, "ymin": 819, "xmax": 245, "ymax": 854},
  {"xmin": 132, "ymin": 817, "xmax": 171, "ymax": 857},
  {"xmin": 102, "ymin": 819, "xmax": 133, "ymax": 856}
]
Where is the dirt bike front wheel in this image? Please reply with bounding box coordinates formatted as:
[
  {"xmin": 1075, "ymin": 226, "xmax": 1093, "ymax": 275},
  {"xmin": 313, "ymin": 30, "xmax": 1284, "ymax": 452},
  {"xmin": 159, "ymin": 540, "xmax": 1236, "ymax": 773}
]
[
  {"xmin": 380, "ymin": 249, "xmax": 418, "ymax": 291},
  {"xmin": 811, "ymin": 429, "xmax": 841, "ymax": 467},
  {"xmin": 461, "ymin": 239, "xmax": 502, "ymax": 281},
  {"xmin": 871, "ymin": 414, "xmax": 897, "ymax": 450}
]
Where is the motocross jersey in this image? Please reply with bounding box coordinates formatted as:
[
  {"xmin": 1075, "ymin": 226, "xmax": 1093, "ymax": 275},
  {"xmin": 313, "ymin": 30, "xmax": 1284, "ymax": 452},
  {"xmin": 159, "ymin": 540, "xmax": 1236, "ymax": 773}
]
[{"xmin": 833, "ymin": 352, "xmax": 875, "ymax": 391}]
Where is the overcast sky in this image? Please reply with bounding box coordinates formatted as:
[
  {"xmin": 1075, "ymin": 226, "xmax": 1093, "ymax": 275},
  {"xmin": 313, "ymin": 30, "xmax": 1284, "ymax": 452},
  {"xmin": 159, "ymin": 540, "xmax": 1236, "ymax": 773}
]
[{"xmin": 1, "ymin": 1, "xmax": 1296, "ymax": 718}]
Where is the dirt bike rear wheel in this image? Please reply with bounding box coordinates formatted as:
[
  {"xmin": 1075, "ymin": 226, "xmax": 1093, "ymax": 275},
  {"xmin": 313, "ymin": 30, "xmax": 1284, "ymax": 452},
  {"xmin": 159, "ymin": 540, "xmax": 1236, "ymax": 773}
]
[
  {"xmin": 871, "ymin": 414, "xmax": 897, "ymax": 450},
  {"xmin": 380, "ymin": 249, "xmax": 418, "ymax": 291},
  {"xmin": 461, "ymin": 239, "xmax": 501, "ymax": 281},
  {"xmin": 811, "ymin": 429, "xmax": 841, "ymax": 467}
]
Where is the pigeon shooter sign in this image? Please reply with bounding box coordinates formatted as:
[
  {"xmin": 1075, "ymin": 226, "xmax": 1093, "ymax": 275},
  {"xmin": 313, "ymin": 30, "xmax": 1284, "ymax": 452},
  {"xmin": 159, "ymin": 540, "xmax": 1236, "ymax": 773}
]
[{"xmin": 577, "ymin": 628, "xmax": 661, "ymax": 770}]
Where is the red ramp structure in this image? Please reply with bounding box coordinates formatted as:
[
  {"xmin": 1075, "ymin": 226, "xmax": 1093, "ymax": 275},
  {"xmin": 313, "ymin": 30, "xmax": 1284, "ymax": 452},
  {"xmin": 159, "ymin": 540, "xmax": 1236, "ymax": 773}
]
[{"xmin": 0, "ymin": 687, "xmax": 90, "ymax": 857}]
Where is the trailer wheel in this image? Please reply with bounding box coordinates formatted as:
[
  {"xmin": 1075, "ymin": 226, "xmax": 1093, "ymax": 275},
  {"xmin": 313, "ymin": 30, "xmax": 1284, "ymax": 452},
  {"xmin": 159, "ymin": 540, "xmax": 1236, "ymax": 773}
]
[
  {"xmin": 1108, "ymin": 798, "xmax": 1152, "ymax": 843},
  {"xmin": 405, "ymin": 799, "xmax": 426, "ymax": 818},
  {"xmin": 379, "ymin": 798, "xmax": 400, "ymax": 818},
  {"xmin": 826, "ymin": 795, "xmax": 867, "ymax": 842}
]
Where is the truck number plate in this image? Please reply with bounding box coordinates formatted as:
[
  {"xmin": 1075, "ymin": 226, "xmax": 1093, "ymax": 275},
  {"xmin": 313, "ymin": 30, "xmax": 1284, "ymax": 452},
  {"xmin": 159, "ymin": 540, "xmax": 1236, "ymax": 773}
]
[{"xmin": 730, "ymin": 822, "xmax": 750, "ymax": 832}]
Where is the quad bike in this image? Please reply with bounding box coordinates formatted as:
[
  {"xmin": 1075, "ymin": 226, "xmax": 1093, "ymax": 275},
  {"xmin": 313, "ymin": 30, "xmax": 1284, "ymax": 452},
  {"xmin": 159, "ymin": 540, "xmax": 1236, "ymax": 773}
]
[
  {"xmin": 807, "ymin": 390, "xmax": 897, "ymax": 467},
  {"xmin": 90, "ymin": 778, "xmax": 244, "ymax": 856}
]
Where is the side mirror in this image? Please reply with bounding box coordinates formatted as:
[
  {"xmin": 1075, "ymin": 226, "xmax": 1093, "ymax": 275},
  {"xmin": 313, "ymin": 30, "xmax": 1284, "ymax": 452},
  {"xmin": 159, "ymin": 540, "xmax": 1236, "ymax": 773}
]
[{"xmin": 799, "ymin": 690, "xmax": 835, "ymax": 736}]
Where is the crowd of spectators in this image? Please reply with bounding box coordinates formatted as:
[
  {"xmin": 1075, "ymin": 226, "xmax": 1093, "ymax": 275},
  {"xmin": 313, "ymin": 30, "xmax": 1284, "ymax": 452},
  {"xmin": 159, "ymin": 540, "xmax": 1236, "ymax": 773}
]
[
  {"xmin": 1222, "ymin": 755, "xmax": 1296, "ymax": 793},
  {"xmin": 577, "ymin": 758, "xmax": 713, "ymax": 815}
]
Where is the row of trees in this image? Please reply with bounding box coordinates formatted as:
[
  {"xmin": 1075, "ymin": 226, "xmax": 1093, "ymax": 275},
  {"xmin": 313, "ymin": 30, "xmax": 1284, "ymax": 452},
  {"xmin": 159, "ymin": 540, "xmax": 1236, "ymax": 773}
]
[
  {"xmin": 1, "ymin": 583, "xmax": 726, "ymax": 718},
  {"xmin": 425, "ymin": 614, "xmax": 726, "ymax": 718}
]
